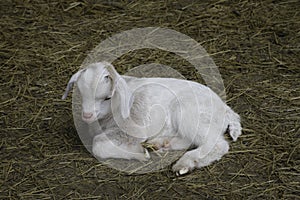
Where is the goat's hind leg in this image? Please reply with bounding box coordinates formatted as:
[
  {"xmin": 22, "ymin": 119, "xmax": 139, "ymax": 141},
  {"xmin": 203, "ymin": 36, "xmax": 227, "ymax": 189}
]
[
  {"xmin": 172, "ymin": 136, "xmax": 229, "ymax": 175},
  {"xmin": 146, "ymin": 136, "xmax": 191, "ymax": 152},
  {"xmin": 195, "ymin": 137, "xmax": 229, "ymax": 168}
]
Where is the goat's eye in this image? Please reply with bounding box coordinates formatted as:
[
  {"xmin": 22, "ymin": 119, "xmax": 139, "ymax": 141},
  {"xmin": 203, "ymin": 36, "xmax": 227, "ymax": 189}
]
[{"xmin": 104, "ymin": 96, "xmax": 111, "ymax": 101}]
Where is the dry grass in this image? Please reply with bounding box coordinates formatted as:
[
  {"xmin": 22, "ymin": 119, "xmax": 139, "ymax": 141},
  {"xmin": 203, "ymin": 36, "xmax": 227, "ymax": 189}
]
[{"xmin": 1, "ymin": 0, "xmax": 299, "ymax": 199}]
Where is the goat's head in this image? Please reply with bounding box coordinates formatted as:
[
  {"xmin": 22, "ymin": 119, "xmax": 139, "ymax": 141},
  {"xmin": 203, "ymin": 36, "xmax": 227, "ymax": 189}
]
[{"xmin": 62, "ymin": 62, "xmax": 133, "ymax": 123}]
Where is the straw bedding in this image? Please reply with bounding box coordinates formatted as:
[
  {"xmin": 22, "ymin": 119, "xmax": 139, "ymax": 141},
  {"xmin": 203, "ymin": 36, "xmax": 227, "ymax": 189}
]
[{"xmin": 1, "ymin": 0, "xmax": 299, "ymax": 199}]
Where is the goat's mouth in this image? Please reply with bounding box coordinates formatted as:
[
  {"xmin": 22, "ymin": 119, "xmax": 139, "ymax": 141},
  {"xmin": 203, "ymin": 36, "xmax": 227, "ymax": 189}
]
[
  {"xmin": 82, "ymin": 117, "xmax": 97, "ymax": 124},
  {"xmin": 81, "ymin": 112, "xmax": 99, "ymax": 124}
]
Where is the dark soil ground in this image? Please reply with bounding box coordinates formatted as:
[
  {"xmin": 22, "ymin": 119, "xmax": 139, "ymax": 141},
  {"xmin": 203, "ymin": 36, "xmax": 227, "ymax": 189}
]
[{"xmin": 1, "ymin": 0, "xmax": 299, "ymax": 199}]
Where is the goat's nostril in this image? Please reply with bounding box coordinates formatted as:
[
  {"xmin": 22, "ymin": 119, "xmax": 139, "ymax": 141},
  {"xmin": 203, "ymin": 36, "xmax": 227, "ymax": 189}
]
[{"xmin": 83, "ymin": 112, "xmax": 93, "ymax": 119}]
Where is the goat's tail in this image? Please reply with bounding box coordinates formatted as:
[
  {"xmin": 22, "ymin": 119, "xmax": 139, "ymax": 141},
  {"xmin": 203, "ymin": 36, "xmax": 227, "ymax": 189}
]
[{"xmin": 226, "ymin": 107, "xmax": 242, "ymax": 141}]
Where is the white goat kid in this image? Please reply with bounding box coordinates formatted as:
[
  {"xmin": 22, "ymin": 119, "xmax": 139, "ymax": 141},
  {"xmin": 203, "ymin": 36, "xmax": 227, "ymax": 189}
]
[{"xmin": 62, "ymin": 62, "xmax": 242, "ymax": 175}]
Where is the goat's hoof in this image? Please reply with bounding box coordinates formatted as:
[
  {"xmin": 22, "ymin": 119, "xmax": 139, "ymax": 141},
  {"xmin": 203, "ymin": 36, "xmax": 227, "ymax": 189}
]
[
  {"xmin": 175, "ymin": 167, "xmax": 189, "ymax": 176},
  {"xmin": 163, "ymin": 140, "xmax": 170, "ymax": 148},
  {"xmin": 172, "ymin": 157, "xmax": 194, "ymax": 176},
  {"xmin": 144, "ymin": 148, "xmax": 150, "ymax": 159}
]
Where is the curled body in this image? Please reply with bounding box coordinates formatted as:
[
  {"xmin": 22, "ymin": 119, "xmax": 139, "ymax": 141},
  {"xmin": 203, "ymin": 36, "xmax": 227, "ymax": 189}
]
[{"xmin": 63, "ymin": 62, "xmax": 242, "ymax": 175}]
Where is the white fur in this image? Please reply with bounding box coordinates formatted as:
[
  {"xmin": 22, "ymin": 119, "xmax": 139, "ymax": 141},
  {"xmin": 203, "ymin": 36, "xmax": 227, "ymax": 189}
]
[
  {"xmin": 92, "ymin": 128, "xmax": 149, "ymax": 161},
  {"xmin": 63, "ymin": 62, "xmax": 242, "ymax": 175}
]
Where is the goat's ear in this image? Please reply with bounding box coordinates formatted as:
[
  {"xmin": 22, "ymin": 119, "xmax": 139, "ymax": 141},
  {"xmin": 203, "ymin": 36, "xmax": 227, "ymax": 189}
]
[
  {"xmin": 62, "ymin": 68, "xmax": 85, "ymax": 100},
  {"xmin": 106, "ymin": 63, "xmax": 133, "ymax": 119}
]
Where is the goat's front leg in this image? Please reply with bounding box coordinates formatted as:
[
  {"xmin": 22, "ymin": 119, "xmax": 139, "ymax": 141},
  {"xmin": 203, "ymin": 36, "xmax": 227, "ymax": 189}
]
[{"xmin": 92, "ymin": 130, "xmax": 150, "ymax": 161}]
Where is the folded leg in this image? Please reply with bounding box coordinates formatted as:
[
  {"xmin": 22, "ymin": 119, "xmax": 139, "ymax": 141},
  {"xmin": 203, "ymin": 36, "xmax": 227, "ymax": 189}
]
[
  {"xmin": 92, "ymin": 129, "xmax": 150, "ymax": 161},
  {"xmin": 172, "ymin": 136, "xmax": 229, "ymax": 175}
]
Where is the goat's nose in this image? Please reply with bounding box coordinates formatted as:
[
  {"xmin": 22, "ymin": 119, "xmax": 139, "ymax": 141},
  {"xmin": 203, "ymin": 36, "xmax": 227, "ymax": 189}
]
[{"xmin": 83, "ymin": 112, "xmax": 93, "ymax": 119}]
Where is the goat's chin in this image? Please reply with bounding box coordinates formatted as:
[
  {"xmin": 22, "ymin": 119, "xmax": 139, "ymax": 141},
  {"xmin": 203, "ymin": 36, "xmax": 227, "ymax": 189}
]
[{"xmin": 82, "ymin": 117, "xmax": 97, "ymax": 124}]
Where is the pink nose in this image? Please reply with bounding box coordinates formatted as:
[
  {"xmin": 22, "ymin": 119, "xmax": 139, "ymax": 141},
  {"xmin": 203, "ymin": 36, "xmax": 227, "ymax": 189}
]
[{"xmin": 83, "ymin": 112, "xmax": 93, "ymax": 119}]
